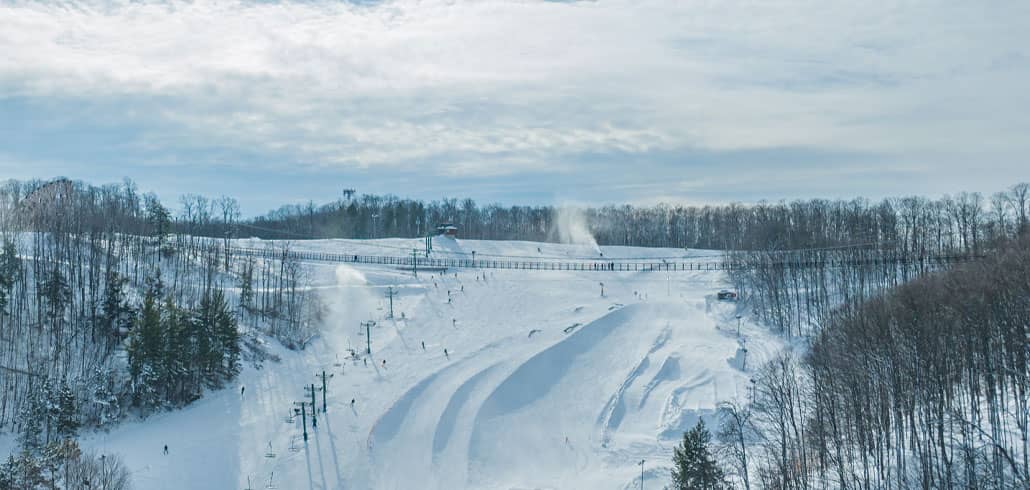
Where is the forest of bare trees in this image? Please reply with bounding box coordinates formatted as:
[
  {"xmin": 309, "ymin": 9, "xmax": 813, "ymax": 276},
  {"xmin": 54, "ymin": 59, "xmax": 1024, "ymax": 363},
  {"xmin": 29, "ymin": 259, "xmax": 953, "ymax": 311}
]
[
  {"xmin": 0, "ymin": 178, "xmax": 317, "ymax": 486},
  {"xmin": 714, "ymin": 185, "xmax": 1029, "ymax": 489}
]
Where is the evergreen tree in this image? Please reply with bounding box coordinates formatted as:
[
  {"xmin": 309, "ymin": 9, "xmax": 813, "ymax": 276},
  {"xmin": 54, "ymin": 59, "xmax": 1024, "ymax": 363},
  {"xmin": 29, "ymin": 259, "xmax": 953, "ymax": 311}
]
[
  {"xmin": 128, "ymin": 290, "xmax": 163, "ymax": 408},
  {"xmin": 210, "ymin": 289, "xmax": 241, "ymax": 380},
  {"xmin": 162, "ymin": 299, "xmax": 193, "ymax": 404},
  {"xmin": 17, "ymin": 382, "xmax": 47, "ymax": 452},
  {"xmin": 192, "ymin": 290, "xmax": 237, "ymax": 387},
  {"xmin": 671, "ymin": 420, "xmax": 727, "ymax": 490},
  {"xmin": 0, "ymin": 451, "xmax": 46, "ymax": 490},
  {"xmin": 39, "ymin": 266, "xmax": 70, "ymax": 323},
  {"xmin": 52, "ymin": 380, "xmax": 79, "ymax": 439},
  {"xmin": 100, "ymin": 271, "xmax": 133, "ymax": 347}
]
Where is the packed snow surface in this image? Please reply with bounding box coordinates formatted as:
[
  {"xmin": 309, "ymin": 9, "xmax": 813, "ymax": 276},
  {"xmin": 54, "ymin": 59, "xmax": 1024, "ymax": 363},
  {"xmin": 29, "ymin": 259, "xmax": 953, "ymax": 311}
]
[{"xmin": 16, "ymin": 238, "xmax": 781, "ymax": 489}]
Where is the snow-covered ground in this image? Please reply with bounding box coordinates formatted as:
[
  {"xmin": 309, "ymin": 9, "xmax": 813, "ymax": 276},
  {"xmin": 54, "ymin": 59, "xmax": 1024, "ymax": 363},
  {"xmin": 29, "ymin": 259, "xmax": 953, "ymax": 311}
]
[{"xmin": 7, "ymin": 238, "xmax": 782, "ymax": 489}]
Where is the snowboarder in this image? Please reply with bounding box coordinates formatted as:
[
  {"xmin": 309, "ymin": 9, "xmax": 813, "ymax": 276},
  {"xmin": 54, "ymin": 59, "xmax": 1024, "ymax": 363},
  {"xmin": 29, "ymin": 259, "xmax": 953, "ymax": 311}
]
[
  {"xmin": 163, "ymin": 445, "xmax": 168, "ymax": 455},
  {"xmin": 363, "ymin": 358, "xmax": 367, "ymax": 367},
  {"xmin": 460, "ymin": 285, "xmax": 464, "ymax": 292},
  {"xmin": 444, "ymin": 348, "xmax": 449, "ymax": 359},
  {"xmin": 351, "ymin": 398, "xmax": 355, "ymax": 406},
  {"xmin": 421, "ymin": 341, "xmax": 426, "ymax": 350},
  {"xmin": 241, "ymin": 385, "xmax": 245, "ymax": 396},
  {"xmin": 382, "ymin": 359, "xmax": 386, "ymax": 368}
]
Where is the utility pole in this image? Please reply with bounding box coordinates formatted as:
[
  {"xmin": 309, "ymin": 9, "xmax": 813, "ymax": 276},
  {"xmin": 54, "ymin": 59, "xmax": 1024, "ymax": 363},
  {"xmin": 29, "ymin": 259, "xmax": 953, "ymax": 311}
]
[
  {"xmin": 294, "ymin": 401, "xmax": 308, "ymax": 441},
  {"xmin": 309, "ymin": 386, "xmax": 317, "ymax": 427},
  {"xmin": 362, "ymin": 320, "xmax": 376, "ymax": 354},
  {"xmin": 385, "ymin": 287, "xmax": 396, "ymax": 319}
]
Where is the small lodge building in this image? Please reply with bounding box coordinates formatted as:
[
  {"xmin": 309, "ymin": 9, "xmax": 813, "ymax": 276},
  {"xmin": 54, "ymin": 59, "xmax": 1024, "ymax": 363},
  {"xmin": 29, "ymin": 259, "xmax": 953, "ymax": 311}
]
[{"xmin": 436, "ymin": 223, "xmax": 458, "ymax": 237}]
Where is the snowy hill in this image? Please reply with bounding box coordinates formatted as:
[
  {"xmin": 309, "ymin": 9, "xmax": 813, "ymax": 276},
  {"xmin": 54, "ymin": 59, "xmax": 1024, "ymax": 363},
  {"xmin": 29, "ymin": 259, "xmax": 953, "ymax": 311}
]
[{"xmin": 28, "ymin": 238, "xmax": 781, "ymax": 489}]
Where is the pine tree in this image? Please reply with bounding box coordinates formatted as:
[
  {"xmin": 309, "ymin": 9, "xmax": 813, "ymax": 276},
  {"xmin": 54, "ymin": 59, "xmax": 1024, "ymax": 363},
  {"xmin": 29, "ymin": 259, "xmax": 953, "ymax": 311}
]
[
  {"xmin": 53, "ymin": 380, "xmax": 79, "ymax": 438},
  {"xmin": 39, "ymin": 266, "xmax": 70, "ymax": 323},
  {"xmin": 671, "ymin": 420, "xmax": 727, "ymax": 490},
  {"xmin": 100, "ymin": 271, "xmax": 133, "ymax": 348},
  {"xmin": 192, "ymin": 294, "xmax": 219, "ymax": 388},
  {"xmin": 211, "ymin": 289, "xmax": 241, "ymax": 380},
  {"xmin": 162, "ymin": 299, "xmax": 193, "ymax": 404},
  {"xmin": 128, "ymin": 290, "xmax": 163, "ymax": 408},
  {"xmin": 17, "ymin": 383, "xmax": 47, "ymax": 452}
]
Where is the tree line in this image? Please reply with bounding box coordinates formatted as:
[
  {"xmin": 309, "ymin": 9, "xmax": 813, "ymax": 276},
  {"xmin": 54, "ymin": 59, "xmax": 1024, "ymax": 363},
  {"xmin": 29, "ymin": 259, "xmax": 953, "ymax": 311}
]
[{"xmin": 242, "ymin": 186, "xmax": 1029, "ymax": 254}]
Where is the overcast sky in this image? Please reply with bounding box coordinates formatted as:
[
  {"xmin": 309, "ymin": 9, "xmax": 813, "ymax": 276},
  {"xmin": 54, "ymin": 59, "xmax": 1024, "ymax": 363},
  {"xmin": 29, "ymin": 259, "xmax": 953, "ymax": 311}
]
[{"xmin": 2, "ymin": 1, "xmax": 1028, "ymax": 215}]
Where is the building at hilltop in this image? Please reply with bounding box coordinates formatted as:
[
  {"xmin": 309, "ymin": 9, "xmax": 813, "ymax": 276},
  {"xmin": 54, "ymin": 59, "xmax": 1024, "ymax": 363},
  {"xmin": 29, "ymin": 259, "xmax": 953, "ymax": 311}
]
[{"xmin": 436, "ymin": 223, "xmax": 458, "ymax": 237}]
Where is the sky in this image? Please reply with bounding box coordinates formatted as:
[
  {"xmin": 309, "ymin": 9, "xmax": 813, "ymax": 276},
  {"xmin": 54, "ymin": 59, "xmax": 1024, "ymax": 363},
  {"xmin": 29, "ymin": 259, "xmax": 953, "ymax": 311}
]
[{"xmin": 1, "ymin": 0, "xmax": 1029, "ymax": 216}]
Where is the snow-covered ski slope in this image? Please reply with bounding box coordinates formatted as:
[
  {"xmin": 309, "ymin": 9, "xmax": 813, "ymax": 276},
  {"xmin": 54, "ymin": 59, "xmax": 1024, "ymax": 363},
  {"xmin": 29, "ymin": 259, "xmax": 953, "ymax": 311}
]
[{"xmin": 80, "ymin": 238, "xmax": 781, "ymax": 489}]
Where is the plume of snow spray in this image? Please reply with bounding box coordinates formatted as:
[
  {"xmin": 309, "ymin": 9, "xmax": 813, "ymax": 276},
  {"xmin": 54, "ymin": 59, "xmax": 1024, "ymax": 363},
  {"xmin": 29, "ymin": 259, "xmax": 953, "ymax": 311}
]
[{"xmin": 554, "ymin": 206, "xmax": 601, "ymax": 254}]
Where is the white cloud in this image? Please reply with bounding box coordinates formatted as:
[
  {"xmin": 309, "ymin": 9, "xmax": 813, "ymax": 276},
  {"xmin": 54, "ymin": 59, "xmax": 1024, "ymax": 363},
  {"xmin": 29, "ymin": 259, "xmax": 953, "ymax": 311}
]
[{"xmin": 1, "ymin": 0, "xmax": 1028, "ymax": 198}]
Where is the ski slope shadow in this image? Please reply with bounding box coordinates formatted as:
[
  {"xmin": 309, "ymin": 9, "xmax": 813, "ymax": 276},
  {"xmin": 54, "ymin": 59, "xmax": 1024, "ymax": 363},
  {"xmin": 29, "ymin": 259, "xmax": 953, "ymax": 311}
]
[
  {"xmin": 465, "ymin": 303, "xmax": 666, "ymax": 488},
  {"xmin": 365, "ymin": 341, "xmax": 510, "ymax": 489},
  {"xmin": 595, "ymin": 327, "xmax": 671, "ymax": 448}
]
